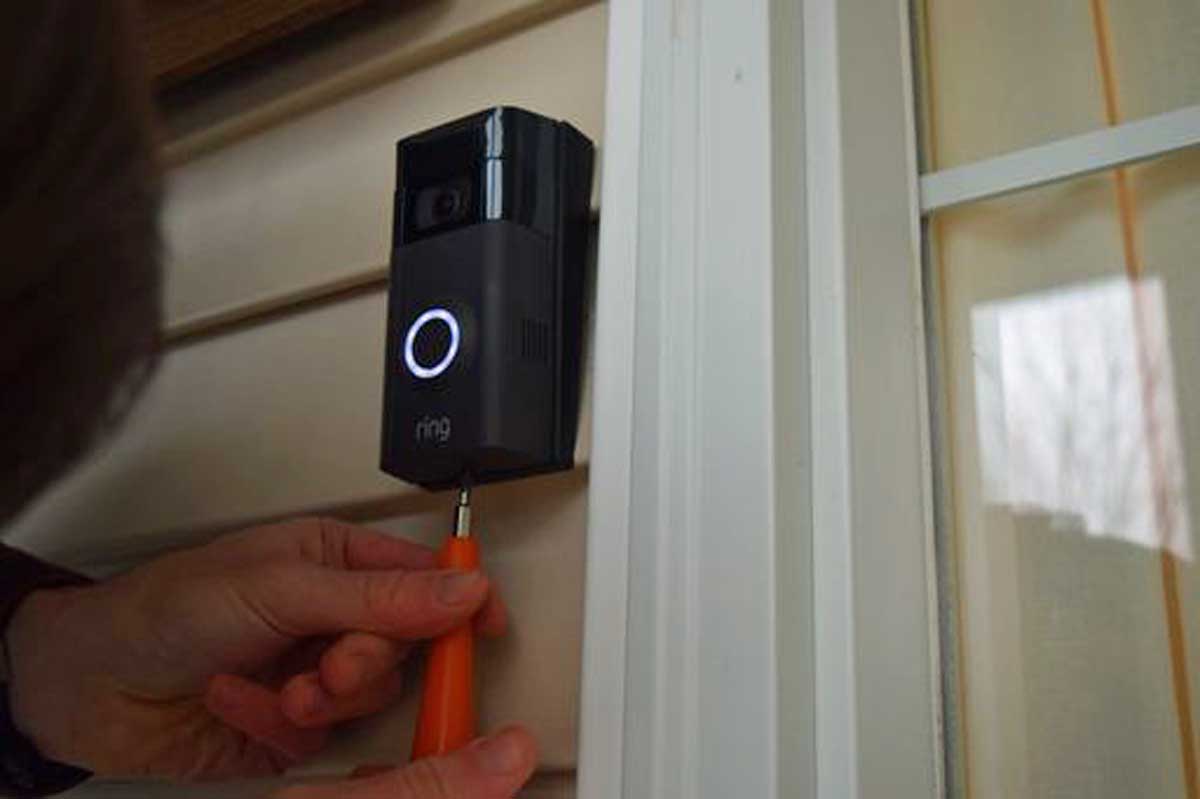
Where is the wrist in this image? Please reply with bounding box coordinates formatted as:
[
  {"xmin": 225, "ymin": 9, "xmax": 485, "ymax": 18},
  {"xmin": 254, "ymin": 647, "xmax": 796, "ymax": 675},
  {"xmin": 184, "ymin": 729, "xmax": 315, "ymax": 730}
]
[{"xmin": 5, "ymin": 586, "xmax": 89, "ymax": 768}]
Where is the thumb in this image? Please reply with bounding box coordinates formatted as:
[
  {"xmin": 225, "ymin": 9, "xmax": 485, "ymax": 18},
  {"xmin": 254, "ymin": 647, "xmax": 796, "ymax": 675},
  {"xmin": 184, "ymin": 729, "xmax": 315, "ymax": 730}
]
[
  {"xmin": 257, "ymin": 566, "xmax": 490, "ymax": 640},
  {"xmin": 270, "ymin": 726, "xmax": 537, "ymax": 799}
]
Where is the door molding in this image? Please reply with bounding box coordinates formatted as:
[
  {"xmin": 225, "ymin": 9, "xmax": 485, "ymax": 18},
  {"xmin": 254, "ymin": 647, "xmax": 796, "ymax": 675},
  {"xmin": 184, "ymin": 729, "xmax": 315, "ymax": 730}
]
[
  {"xmin": 578, "ymin": 0, "xmax": 799, "ymax": 796},
  {"xmin": 581, "ymin": 1, "xmax": 939, "ymax": 797},
  {"xmin": 805, "ymin": 0, "xmax": 940, "ymax": 796}
]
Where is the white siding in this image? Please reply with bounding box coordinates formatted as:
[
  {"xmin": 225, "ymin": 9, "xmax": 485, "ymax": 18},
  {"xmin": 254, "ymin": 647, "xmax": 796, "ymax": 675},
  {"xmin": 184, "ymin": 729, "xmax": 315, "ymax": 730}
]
[{"xmin": 8, "ymin": 3, "xmax": 606, "ymax": 795}]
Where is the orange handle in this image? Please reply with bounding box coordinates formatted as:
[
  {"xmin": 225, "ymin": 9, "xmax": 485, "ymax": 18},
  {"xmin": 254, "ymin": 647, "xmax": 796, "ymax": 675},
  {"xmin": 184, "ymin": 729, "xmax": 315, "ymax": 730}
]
[{"xmin": 411, "ymin": 535, "xmax": 480, "ymax": 759}]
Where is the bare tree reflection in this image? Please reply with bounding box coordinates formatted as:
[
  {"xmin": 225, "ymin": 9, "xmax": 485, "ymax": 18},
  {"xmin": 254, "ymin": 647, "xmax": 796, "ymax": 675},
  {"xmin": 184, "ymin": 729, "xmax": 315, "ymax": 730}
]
[{"xmin": 972, "ymin": 275, "xmax": 1192, "ymax": 559}]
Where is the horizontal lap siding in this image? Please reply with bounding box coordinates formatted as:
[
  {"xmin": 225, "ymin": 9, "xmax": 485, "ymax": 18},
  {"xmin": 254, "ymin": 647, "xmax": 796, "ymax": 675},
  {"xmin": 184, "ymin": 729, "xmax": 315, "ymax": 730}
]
[
  {"xmin": 9, "ymin": 3, "xmax": 605, "ymax": 794},
  {"xmin": 163, "ymin": 3, "xmax": 606, "ymax": 324}
]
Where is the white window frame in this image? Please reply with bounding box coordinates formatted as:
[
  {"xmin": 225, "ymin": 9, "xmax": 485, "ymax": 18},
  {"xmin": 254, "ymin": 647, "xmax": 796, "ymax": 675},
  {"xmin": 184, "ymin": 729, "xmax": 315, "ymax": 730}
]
[
  {"xmin": 40, "ymin": 0, "xmax": 1200, "ymax": 796},
  {"xmin": 579, "ymin": 0, "xmax": 798, "ymax": 795},
  {"xmin": 920, "ymin": 103, "xmax": 1200, "ymax": 212},
  {"xmin": 581, "ymin": 0, "xmax": 1200, "ymax": 797},
  {"xmin": 802, "ymin": 0, "xmax": 942, "ymax": 796},
  {"xmin": 580, "ymin": 0, "xmax": 939, "ymax": 797}
]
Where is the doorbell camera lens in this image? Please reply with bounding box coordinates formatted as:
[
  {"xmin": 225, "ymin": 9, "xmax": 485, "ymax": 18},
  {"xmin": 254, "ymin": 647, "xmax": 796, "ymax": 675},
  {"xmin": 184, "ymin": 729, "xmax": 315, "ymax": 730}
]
[
  {"xmin": 382, "ymin": 107, "xmax": 595, "ymax": 489},
  {"xmin": 414, "ymin": 178, "xmax": 471, "ymax": 231},
  {"xmin": 433, "ymin": 191, "xmax": 458, "ymax": 219}
]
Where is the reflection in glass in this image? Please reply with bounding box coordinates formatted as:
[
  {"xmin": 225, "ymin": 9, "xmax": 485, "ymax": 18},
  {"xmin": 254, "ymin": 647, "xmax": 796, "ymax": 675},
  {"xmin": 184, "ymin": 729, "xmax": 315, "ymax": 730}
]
[{"xmin": 972, "ymin": 275, "xmax": 1191, "ymax": 560}]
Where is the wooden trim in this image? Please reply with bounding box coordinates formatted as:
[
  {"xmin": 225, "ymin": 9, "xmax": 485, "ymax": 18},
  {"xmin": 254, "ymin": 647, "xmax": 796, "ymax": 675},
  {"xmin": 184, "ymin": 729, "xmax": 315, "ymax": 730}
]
[
  {"xmin": 161, "ymin": 0, "xmax": 601, "ymax": 166},
  {"xmin": 144, "ymin": 0, "xmax": 368, "ymax": 88}
]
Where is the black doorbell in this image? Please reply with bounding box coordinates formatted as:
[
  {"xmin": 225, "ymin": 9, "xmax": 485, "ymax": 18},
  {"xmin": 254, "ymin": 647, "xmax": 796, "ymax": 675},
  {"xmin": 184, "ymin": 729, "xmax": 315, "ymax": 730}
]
[{"xmin": 381, "ymin": 107, "xmax": 595, "ymax": 490}]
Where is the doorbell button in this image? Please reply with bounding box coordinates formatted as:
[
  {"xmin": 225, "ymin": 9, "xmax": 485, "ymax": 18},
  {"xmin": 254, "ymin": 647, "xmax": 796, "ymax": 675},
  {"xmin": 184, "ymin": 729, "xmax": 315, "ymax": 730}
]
[{"xmin": 404, "ymin": 307, "xmax": 460, "ymax": 379}]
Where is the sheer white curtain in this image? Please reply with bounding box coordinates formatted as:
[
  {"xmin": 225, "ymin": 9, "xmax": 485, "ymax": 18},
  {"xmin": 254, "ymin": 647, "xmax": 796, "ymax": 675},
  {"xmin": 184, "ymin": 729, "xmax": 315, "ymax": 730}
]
[{"xmin": 918, "ymin": 1, "xmax": 1200, "ymax": 796}]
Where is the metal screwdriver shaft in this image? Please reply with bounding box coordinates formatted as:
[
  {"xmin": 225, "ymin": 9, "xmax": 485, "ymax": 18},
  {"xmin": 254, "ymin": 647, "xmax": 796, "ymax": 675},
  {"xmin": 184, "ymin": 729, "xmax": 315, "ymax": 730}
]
[{"xmin": 454, "ymin": 486, "xmax": 471, "ymax": 538}]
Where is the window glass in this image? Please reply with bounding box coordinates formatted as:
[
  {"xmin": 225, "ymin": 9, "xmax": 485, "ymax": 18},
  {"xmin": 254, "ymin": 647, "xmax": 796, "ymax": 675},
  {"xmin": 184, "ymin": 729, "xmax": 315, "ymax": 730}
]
[
  {"xmin": 916, "ymin": 0, "xmax": 1200, "ymax": 170},
  {"xmin": 928, "ymin": 143, "xmax": 1200, "ymax": 797}
]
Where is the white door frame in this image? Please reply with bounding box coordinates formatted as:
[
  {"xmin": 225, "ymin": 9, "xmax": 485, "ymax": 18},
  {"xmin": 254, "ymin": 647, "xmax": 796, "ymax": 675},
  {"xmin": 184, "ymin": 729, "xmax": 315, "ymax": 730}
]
[
  {"xmin": 579, "ymin": 0, "xmax": 792, "ymax": 795},
  {"xmin": 581, "ymin": 0, "xmax": 1200, "ymax": 796},
  {"xmin": 804, "ymin": 0, "xmax": 942, "ymax": 796},
  {"xmin": 579, "ymin": 0, "xmax": 940, "ymax": 797}
]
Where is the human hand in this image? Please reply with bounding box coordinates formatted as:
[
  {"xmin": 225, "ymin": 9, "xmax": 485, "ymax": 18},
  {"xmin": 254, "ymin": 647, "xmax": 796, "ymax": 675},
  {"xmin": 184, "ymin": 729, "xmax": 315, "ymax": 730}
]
[
  {"xmin": 270, "ymin": 726, "xmax": 536, "ymax": 799},
  {"xmin": 5, "ymin": 517, "xmax": 535, "ymax": 794}
]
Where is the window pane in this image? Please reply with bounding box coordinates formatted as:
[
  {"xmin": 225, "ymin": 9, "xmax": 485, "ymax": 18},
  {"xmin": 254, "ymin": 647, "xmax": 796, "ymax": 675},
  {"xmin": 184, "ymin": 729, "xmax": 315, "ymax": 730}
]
[
  {"xmin": 916, "ymin": 0, "xmax": 1200, "ymax": 170},
  {"xmin": 930, "ymin": 148, "xmax": 1200, "ymax": 798}
]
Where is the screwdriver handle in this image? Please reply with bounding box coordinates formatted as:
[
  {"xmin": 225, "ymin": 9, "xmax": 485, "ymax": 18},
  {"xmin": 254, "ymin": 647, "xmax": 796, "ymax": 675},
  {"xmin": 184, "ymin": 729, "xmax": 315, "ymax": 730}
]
[{"xmin": 411, "ymin": 535, "xmax": 480, "ymax": 759}]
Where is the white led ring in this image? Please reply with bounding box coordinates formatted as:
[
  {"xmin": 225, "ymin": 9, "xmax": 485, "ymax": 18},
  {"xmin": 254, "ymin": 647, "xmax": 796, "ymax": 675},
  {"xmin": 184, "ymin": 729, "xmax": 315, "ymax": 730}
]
[{"xmin": 403, "ymin": 307, "xmax": 461, "ymax": 379}]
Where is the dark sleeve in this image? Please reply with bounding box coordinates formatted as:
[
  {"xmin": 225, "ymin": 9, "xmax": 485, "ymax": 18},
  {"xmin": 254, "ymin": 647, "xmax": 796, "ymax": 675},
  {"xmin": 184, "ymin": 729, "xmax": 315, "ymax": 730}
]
[
  {"xmin": 0, "ymin": 546, "xmax": 91, "ymax": 633},
  {"xmin": 0, "ymin": 546, "xmax": 92, "ymax": 797}
]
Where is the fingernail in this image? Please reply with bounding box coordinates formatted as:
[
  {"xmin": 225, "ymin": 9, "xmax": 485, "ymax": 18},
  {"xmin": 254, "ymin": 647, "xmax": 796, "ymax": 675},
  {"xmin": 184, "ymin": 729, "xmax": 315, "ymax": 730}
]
[
  {"xmin": 437, "ymin": 571, "xmax": 484, "ymax": 606},
  {"xmin": 475, "ymin": 730, "xmax": 525, "ymax": 776}
]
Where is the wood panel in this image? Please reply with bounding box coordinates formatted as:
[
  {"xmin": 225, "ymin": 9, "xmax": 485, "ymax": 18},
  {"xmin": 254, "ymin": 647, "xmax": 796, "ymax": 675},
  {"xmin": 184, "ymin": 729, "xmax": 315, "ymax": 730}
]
[
  {"xmin": 4, "ymin": 289, "xmax": 592, "ymax": 564},
  {"xmin": 144, "ymin": 0, "xmax": 369, "ymax": 87},
  {"xmin": 6, "ymin": 293, "xmax": 394, "ymax": 560},
  {"xmin": 162, "ymin": 3, "xmax": 606, "ymax": 325},
  {"xmin": 6, "ymin": 4, "xmax": 605, "ymax": 791},
  {"xmin": 161, "ymin": 0, "xmax": 602, "ymax": 161}
]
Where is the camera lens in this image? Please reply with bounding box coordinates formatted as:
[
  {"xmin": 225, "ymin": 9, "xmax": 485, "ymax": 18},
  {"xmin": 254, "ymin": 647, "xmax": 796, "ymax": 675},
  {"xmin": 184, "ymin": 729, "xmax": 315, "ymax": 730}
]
[
  {"xmin": 413, "ymin": 178, "xmax": 472, "ymax": 233},
  {"xmin": 433, "ymin": 190, "xmax": 460, "ymax": 220}
]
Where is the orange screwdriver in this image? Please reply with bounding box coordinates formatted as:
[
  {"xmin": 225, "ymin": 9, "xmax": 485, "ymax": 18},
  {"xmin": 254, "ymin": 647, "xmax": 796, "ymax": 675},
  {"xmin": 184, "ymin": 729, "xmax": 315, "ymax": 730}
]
[{"xmin": 411, "ymin": 485, "xmax": 480, "ymax": 759}]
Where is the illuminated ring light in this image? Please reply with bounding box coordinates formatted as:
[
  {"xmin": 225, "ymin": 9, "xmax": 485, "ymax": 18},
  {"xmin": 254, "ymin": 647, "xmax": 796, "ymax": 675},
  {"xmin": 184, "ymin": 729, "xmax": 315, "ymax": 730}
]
[{"xmin": 403, "ymin": 307, "xmax": 461, "ymax": 379}]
